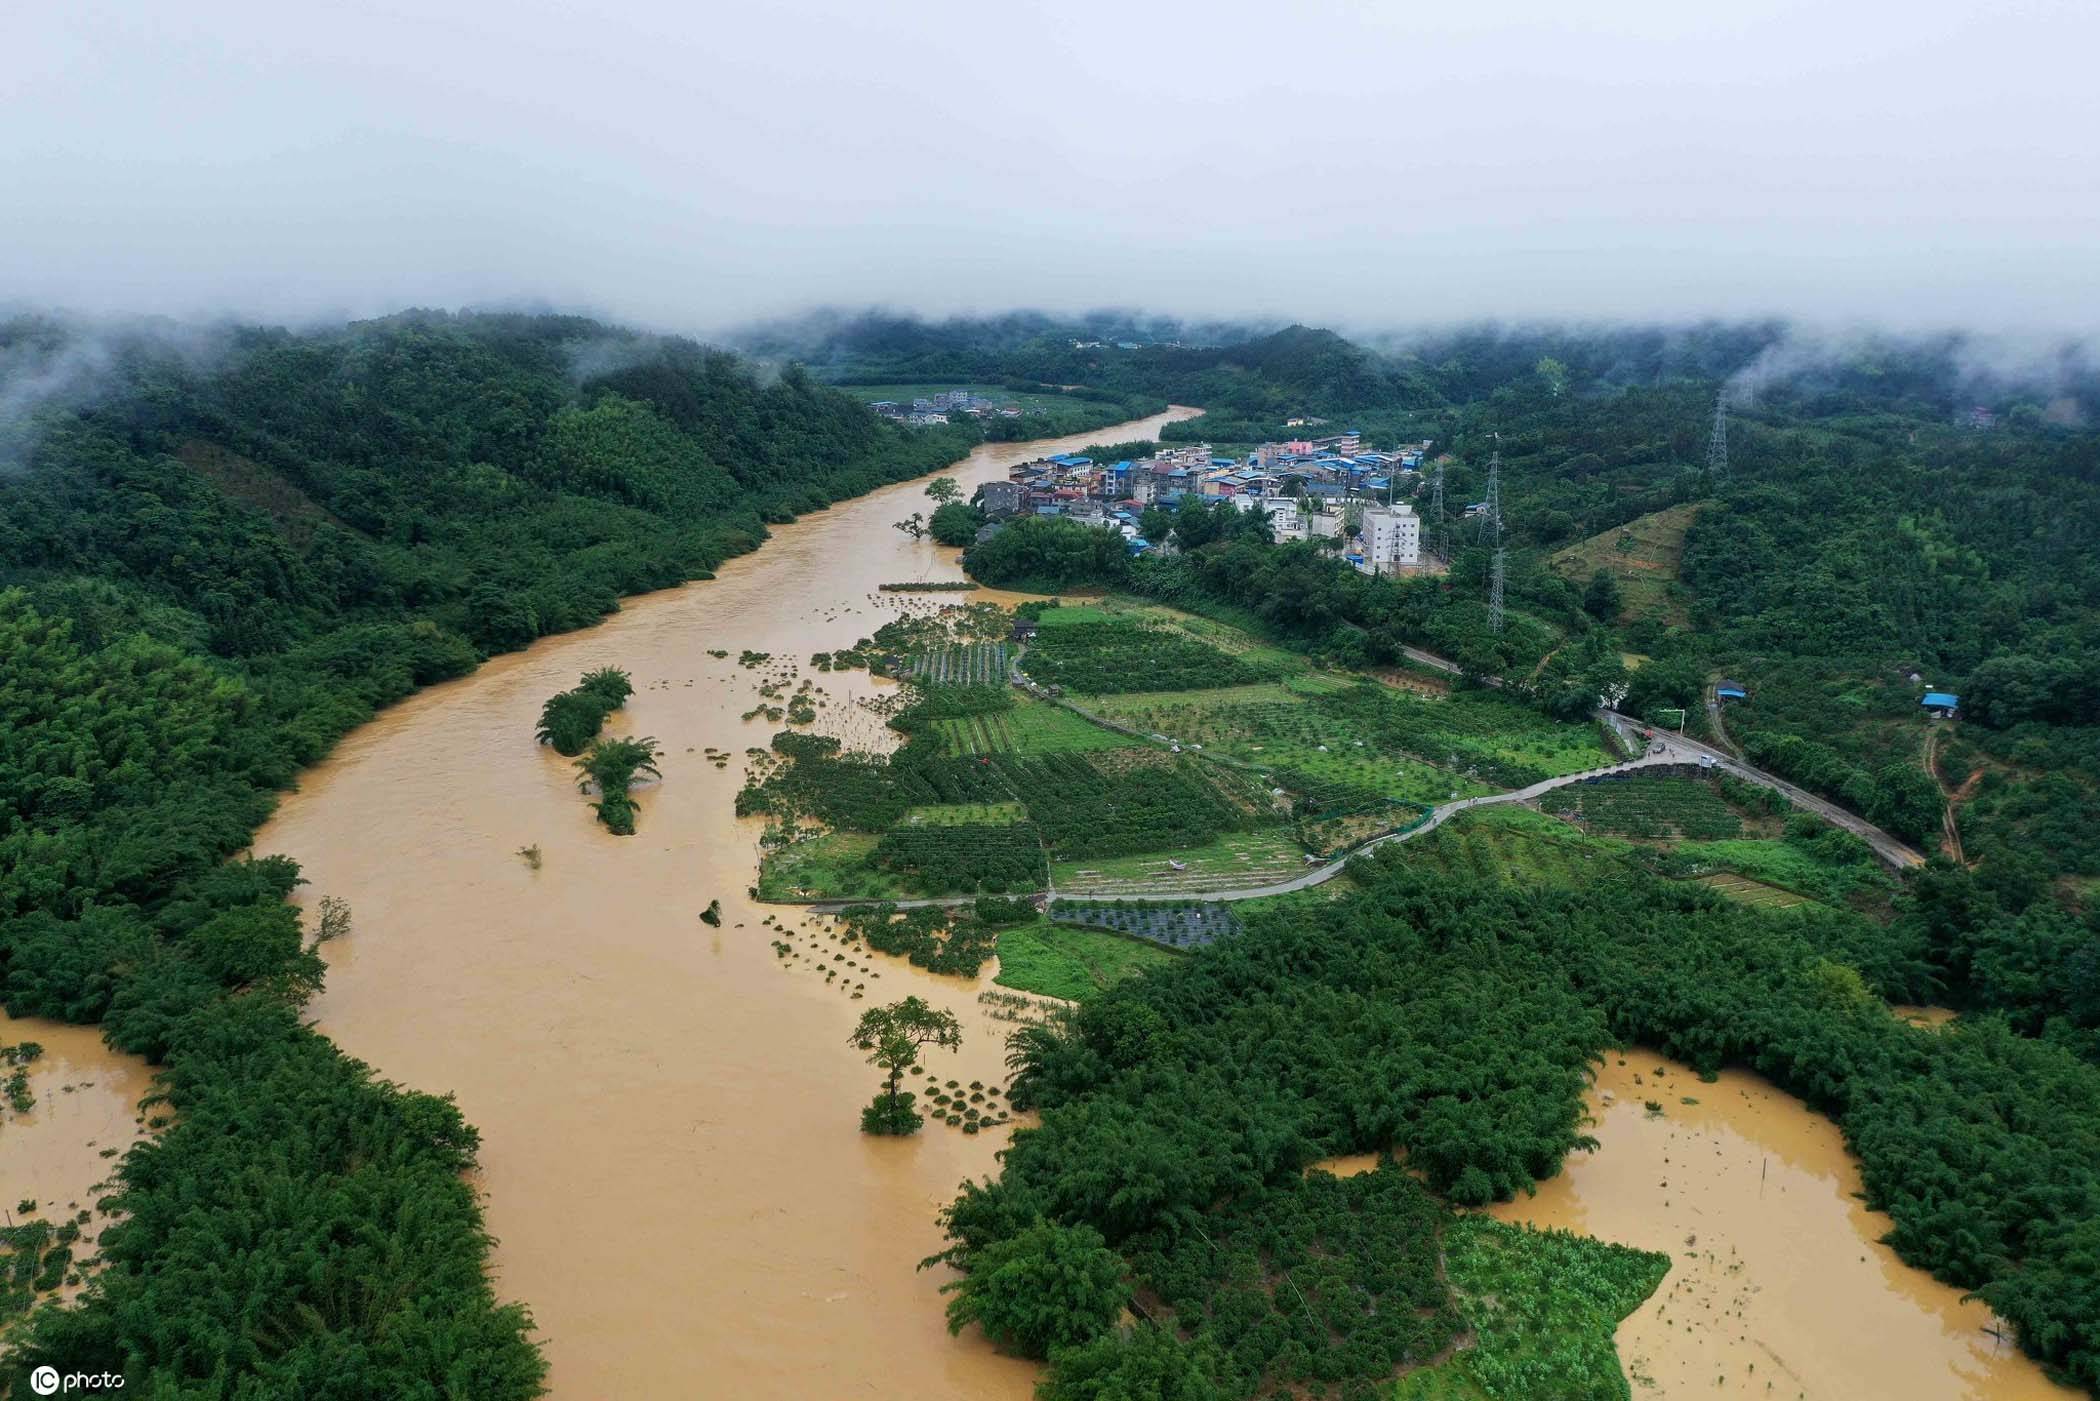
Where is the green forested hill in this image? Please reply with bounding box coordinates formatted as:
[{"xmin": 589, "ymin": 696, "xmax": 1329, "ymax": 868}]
[{"xmin": 0, "ymin": 309, "xmax": 1033, "ymax": 1390}]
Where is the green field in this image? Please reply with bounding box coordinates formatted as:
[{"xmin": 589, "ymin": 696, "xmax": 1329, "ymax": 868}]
[
  {"xmin": 1673, "ymin": 834, "xmax": 1892, "ymax": 907},
  {"xmin": 1037, "ymin": 596, "xmax": 1311, "ymax": 672},
  {"xmin": 1051, "ymin": 827, "xmax": 1313, "ymax": 896},
  {"xmin": 933, "ymin": 695, "xmax": 1135, "ymax": 755},
  {"xmin": 993, "ymin": 919, "xmax": 1178, "ymax": 1001},
  {"xmin": 1395, "ymin": 1216, "xmax": 1670, "ymax": 1401},
  {"xmin": 756, "ymin": 832, "xmax": 907, "ymax": 902},
  {"xmin": 1089, "ymin": 679, "xmax": 1575, "ymax": 804}
]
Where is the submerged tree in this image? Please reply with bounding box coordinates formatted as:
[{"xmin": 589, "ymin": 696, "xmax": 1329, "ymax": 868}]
[
  {"xmin": 577, "ymin": 666, "xmax": 633, "ymax": 708},
  {"xmin": 575, "ymin": 735, "xmax": 663, "ymax": 835},
  {"xmin": 849, "ymin": 996, "xmax": 961, "ymax": 1135}
]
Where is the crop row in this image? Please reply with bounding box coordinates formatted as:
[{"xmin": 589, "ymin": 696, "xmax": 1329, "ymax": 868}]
[
  {"xmin": 1055, "ymin": 901, "xmax": 1244, "ymax": 949},
  {"xmin": 1019, "ymin": 621, "xmax": 1281, "ymax": 695},
  {"xmin": 911, "ymin": 641, "xmax": 1009, "ymax": 687},
  {"xmin": 867, "ymin": 822, "xmax": 1048, "ymax": 895},
  {"xmin": 994, "ymin": 752, "xmax": 1254, "ymax": 860},
  {"xmin": 1559, "ymin": 774, "xmax": 1743, "ymax": 840}
]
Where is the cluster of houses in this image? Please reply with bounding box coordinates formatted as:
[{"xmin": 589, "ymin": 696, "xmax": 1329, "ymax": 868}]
[
  {"xmin": 869, "ymin": 390, "xmax": 1026, "ymax": 428},
  {"xmin": 974, "ymin": 432, "xmax": 1439, "ymax": 576}
]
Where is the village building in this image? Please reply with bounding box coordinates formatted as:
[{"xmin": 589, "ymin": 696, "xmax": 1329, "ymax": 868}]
[
  {"xmin": 1355, "ymin": 502, "xmax": 1421, "ymax": 572},
  {"xmin": 974, "ymin": 480, "xmax": 1025, "ymax": 518}
]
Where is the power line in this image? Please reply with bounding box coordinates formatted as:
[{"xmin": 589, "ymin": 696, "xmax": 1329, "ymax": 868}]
[
  {"xmin": 1428, "ymin": 462, "xmax": 1446, "ymax": 561},
  {"xmin": 1484, "ymin": 445, "xmax": 1506, "ymax": 634},
  {"xmin": 1706, "ymin": 391, "xmax": 1729, "ymax": 478}
]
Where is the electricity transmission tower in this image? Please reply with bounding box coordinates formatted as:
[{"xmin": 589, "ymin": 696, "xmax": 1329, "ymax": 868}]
[
  {"xmin": 1705, "ymin": 391, "xmax": 1729, "ymax": 478},
  {"xmin": 1428, "ymin": 462, "xmax": 1446, "ymax": 561},
  {"xmin": 1483, "ymin": 448, "xmax": 1506, "ymax": 634}
]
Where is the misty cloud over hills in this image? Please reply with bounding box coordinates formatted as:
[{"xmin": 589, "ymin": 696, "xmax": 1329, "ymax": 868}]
[{"xmin": 6, "ymin": 1, "xmax": 2098, "ymax": 334}]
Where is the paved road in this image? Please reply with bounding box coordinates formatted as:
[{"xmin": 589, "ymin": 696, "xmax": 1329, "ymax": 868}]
[
  {"xmin": 1598, "ymin": 709, "xmax": 1925, "ymax": 869},
  {"xmin": 801, "ymin": 649, "xmax": 1924, "ymax": 914}
]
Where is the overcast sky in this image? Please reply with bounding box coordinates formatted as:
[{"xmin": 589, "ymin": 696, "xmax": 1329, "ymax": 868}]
[{"xmin": 5, "ymin": 0, "xmax": 2097, "ymax": 335}]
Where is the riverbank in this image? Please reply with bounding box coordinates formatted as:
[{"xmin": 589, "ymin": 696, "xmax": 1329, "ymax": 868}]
[
  {"xmin": 1490, "ymin": 1051, "xmax": 2075, "ymax": 1399},
  {"xmin": 251, "ymin": 408, "xmax": 1198, "ymax": 1398}
]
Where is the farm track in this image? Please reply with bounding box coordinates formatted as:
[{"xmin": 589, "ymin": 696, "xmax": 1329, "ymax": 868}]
[{"xmin": 1924, "ymin": 725, "xmax": 1980, "ymax": 867}]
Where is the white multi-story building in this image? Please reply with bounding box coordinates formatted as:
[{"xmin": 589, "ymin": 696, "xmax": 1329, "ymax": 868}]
[{"xmin": 1356, "ymin": 503, "xmax": 1420, "ymax": 573}]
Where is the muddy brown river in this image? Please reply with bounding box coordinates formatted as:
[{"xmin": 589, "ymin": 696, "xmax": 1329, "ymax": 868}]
[
  {"xmin": 253, "ymin": 410, "xmax": 1194, "ymax": 1399},
  {"xmin": 241, "ymin": 410, "xmax": 2074, "ymax": 1400}
]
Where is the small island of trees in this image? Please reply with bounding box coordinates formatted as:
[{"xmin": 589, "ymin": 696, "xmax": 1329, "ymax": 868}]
[{"xmin": 535, "ymin": 667, "xmax": 635, "ymax": 756}]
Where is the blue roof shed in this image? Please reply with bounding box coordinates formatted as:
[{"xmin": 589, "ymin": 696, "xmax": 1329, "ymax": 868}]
[{"xmin": 1922, "ymin": 692, "xmax": 1960, "ymax": 711}]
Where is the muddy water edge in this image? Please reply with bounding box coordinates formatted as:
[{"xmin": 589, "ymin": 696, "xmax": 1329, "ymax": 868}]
[
  {"xmin": 1489, "ymin": 1050, "xmax": 2076, "ymax": 1400},
  {"xmin": 252, "ymin": 409, "xmax": 1198, "ymax": 1399},
  {"xmin": 0, "ymin": 1016, "xmax": 154, "ymax": 1312}
]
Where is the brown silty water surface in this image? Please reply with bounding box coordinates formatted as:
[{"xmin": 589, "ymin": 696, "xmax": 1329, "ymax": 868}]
[
  {"xmin": 0, "ymin": 1015, "xmax": 154, "ymax": 1310},
  {"xmin": 251, "ymin": 409, "xmax": 1197, "ymax": 1399},
  {"xmin": 1490, "ymin": 1051, "xmax": 2075, "ymax": 1400}
]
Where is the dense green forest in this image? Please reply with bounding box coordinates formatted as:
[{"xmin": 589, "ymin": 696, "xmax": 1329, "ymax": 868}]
[{"xmin": 0, "ymin": 309, "xmax": 1035, "ymax": 1389}]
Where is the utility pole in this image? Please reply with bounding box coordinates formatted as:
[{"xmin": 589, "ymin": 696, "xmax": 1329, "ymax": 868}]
[
  {"xmin": 1706, "ymin": 391, "xmax": 1729, "ymax": 478},
  {"xmin": 1484, "ymin": 443, "xmax": 1506, "ymax": 635},
  {"xmin": 1428, "ymin": 462, "xmax": 1447, "ymax": 561}
]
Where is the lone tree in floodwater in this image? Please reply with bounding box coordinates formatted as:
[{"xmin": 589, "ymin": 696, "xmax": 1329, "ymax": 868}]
[
  {"xmin": 850, "ymin": 996, "xmax": 961, "ymax": 1136},
  {"xmin": 925, "ymin": 476, "xmax": 962, "ymax": 505},
  {"xmin": 574, "ymin": 734, "xmax": 662, "ymax": 835}
]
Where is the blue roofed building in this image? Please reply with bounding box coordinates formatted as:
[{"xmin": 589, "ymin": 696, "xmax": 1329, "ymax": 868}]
[{"xmin": 1922, "ymin": 691, "xmax": 1960, "ymax": 717}]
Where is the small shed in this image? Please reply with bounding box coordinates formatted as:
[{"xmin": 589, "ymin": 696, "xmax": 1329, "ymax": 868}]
[
  {"xmin": 1716, "ymin": 680, "xmax": 1748, "ymax": 701},
  {"xmin": 1010, "ymin": 618, "xmax": 1039, "ymax": 642},
  {"xmin": 1922, "ymin": 691, "xmax": 1960, "ymax": 717}
]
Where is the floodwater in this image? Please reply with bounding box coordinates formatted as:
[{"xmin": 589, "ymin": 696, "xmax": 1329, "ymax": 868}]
[
  {"xmin": 0, "ymin": 1015, "xmax": 154, "ymax": 1305},
  {"xmin": 251, "ymin": 408, "xmax": 1199, "ymax": 1399},
  {"xmin": 1490, "ymin": 1052, "xmax": 2075, "ymax": 1400}
]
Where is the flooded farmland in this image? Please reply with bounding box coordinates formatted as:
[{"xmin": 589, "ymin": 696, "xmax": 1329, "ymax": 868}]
[{"xmin": 0, "ymin": 1015, "xmax": 154, "ymax": 1310}]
